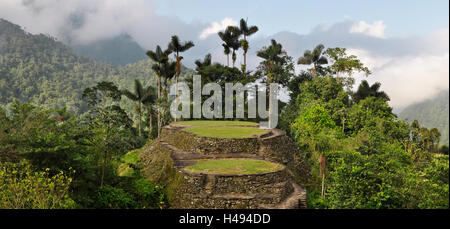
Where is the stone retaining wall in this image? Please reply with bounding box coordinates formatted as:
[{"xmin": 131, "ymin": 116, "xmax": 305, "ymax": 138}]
[
  {"xmin": 259, "ymin": 132, "xmax": 311, "ymax": 185},
  {"xmin": 171, "ymin": 167, "xmax": 292, "ymax": 209},
  {"xmin": 161, "ymin": 127, "xmax": 260, "ymax": 155}
]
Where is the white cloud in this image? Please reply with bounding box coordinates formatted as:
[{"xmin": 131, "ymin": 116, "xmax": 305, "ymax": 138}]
[
  {"xmin": 348, "ymin": 49, "xmax": 449, "ymax": 108},
  {"xmin": 199, "ymin": 17, "xmax": 237, "ymax": 39},
  {"xmin": 350, "ymin": 20, "xmax": 386, "ymax": 38}
]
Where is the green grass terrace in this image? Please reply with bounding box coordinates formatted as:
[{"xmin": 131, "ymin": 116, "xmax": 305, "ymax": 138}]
[
  {"xmin": 175, "ymin": 120, "xmax": 259, "ymax": 127},
  {"xmin": 184, "ymin": 158, "xmax": 284, "ymax": 175},
  {"xmin": 175, "ymin": 120, "xmax": 266, "ymax": 138}
]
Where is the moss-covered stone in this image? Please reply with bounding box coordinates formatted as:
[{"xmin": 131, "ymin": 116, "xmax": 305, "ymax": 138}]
[{"xmin": 139, "ymin": 141, "xmax": 184, "ymax": 203}]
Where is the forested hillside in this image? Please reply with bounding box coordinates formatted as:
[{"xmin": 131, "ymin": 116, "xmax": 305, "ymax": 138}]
[
  {"xmin": 70, "ymin": 34, "xmax": 147, "ymax": 66},
  {"xmin": 0, "ymin": 19, "xmax": 192, "ymax": 117},
  {"xmin": 399, "ymin": 90, "xmax": 449, "ymax": 145}
]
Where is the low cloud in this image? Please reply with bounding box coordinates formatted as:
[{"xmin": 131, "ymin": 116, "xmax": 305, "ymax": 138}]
[
  {"xmin": 350, "ymin": 20, "xmax": 386, "ymax": 39},
  {"xmin": 243, "ymin": 22, "xmax": 449, "ymax": 108},
  {"xmin": 199, "ymin": 18, "xmax": 237, "ymax": 40},
  {"xmin": 348, "ymin": 48, "xmax": 449, "ymax": 108}
]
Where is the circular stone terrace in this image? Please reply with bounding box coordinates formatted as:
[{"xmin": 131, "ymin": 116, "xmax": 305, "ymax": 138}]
[
  {"xmin": 162, "ymin": 120, "xmax": 281, "ymax": 172},
  {"xmin": 151, "ymin": 120, "xmax": 308, "ymax": 208}
]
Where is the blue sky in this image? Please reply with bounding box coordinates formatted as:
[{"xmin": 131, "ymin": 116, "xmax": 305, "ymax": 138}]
[{"xmin": 153, "ymin": 0, "xmax": 449, "ymax": 37}]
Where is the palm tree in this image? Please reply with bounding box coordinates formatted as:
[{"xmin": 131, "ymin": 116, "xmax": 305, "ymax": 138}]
[
  {"xmin": 159, "ymin": 60, "xmax": 177, "ymax": 128},
  {"xmin": 168, "ymin": 35, "xmax": 194, "ymax": 122},
  {"xmin": 256, "ymin": 39, "xmax": 288, "ymax": 128},
  {"xmin": 229, "ymin": 26, "xmax": 242, "ymax": 68},
  {"xmin": 222, "ymin": 44, "xmax": 231, "ymax": 67},
  {"xmin": 239, "ymin": 18, "xmax": 258, "ymax": 74},
  {"xmin": 219, "ymin": 26, "xmax": 241, "ymax": 68},
  {"xmin": 146, "ymin": 45, "xmax": 172, "ymax": 137},
  {"xmin": 218, "ymin": 30, "xmax": 232, "ymax": 67},
  {"xmin": 352, "ymin": 80, "xmax": 390, "ymax": 103},
  {"xmin": 195, "ymin": 53, "xmax": 212, "ymax": 71},
  {"xmin": 297, "ymin": 44, "xmax": 328, "ymax": 79},
  {"xmin": 161, "ymin": 61, "xmax": 177, "ymax": 99},
  {"xmin": 142, "ymin": 86, "xmax": 157, "ymax": 140},
  {"xmin": 122, "ymin": 79, "xmax": 147, "ymax": 137}
]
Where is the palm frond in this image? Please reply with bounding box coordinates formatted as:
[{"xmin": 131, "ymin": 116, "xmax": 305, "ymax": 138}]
[{"xmin": 121, "ymin": 89, "xmax": 138, "ymax": 101}]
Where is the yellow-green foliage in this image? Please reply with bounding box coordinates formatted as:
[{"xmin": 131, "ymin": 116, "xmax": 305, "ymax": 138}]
[
  {"xmin": 185, "ymin": 158, "xmax": 283, "ymax": 175},
  {"xmin": 118, "ymin": 149, "xmax": 141, "ymax": 177},
  {"xmin": 0, "ymin": 161, "xmax": 75, "ymax": 209}
]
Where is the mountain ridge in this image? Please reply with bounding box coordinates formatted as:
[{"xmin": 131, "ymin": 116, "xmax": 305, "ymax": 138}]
[
  {"xmin": 0, "ymin": 18, "xmax": 156, "ymax": 115},
  {"xmin": 399, "ymin": 89, "xmax": 449, "ymax": 144}
]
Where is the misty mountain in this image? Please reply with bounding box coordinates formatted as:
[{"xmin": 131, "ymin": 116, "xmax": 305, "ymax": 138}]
[
  {"xmin": 399, "ymin": 90, "xmax": 449, "ymax": 144},
  {"xmin": 0, "ymin": 19, "xmax": 158, "ymax": 115},
  {"xmin": 70, "ymin": 34, "xmax": 147, "ymax": 66}
]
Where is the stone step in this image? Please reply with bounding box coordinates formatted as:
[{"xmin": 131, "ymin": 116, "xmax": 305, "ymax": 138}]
[
  {"xmin": 209, "ymin": 180, "xmax": 291, "ymax": 198},
  {"xmin": 212, "ymin": 193, "xmax": 278, "ymax": 200},
  {"xmin": 259, "ymin": 181, "xmax": 307, "ymax": 209}
]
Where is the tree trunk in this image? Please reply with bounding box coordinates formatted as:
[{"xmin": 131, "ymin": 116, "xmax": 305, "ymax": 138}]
[
  {"xmin": 149, "ymin": 113, "xmax": 153, "ymax": 140},
  {"xmin": 175, "ymin": 53, "xmax": 181, "ymax": 123},
  {"xmin": 232, "ymin": 52, "xmax": 235, "ymax": 68},
  {"xmin": 101, "ymin": 150, "xmax": 107, "ymax": 187},
  {"xmin": 321, "ymin": 173, "xmax": 325, "ymax": 198},
  {"xmin": 268, "ymin": 83, "xmax": 272, "ymax": 129},
  {"xmin": 319, "ymin": 156, "xmax": 326, "ymax": 198},
  {"xmin": 157, "ymin": 74, "xmax": 161, "ymax": 137},
  {"xmin": 175, "ymin": 75, "xmax": 179, "ymax": 123},
  {"xmin": 138, "ymin": 104, "xmax": 142, "ymax": 137},
  {"xmin": 342, "ymin": 117, "xmax": 346, "ymax": 133},
  {"xmin": 243, "ymin": 51, "xmax": 247, "ymax": 74}
]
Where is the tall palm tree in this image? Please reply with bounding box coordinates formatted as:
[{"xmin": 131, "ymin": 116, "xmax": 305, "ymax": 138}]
[
  {"xmin": 219, "ymin": 26, "xmax": 241, "ymax": 68},
  {"xmin": 159, "ymin": 60, "xmax": 177, "ymax": 128},
  {"xmin": 352, "ymin": 80, "xmax": 390, "ymax": 103},
  {"xmin": 297, "ymin": 44, "xmax": 328, "ymax": 79},
  {"xmin": 146, "ymin": 45, "xmax": 172, "ymax": 137},
  {"xmin": 218, "ymin": 30, "xmax": 232, "ymax": 67},
  {"xmin": 122, "ymin": 79, "xmax": 147, "ymax": 137},
  {"xmin": 195, "ymin": 53, "xmax": 212, "ymax": 71},
  {"xmin": 256, "ymin": 39, "xmax": 287, "ymax": 128},
  {"xmin": 142, "ymin": 86, "xmax": 157, "ymax": 140},
  {"xmin": 228, "ymin": 26, "xmax": 242, "ymax": 68},
  {"xmin": 239, "ymin": 18, "xmax": 258, "ymax": 74},
  {"xmin": 222, "ymin": 44, "xmax": 231, "ymax": 67},
  {"xmin": 168, "ymin": 35, "xmax": 194, "ymax": 122},
  {"xmin": 161, "ymin": 61, "xmax": 177, "ymax": 99}
]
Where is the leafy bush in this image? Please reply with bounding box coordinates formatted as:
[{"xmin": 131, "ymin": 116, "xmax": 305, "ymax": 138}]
[
  {"xmin": 95, "ymin": 178, "xmax": 165, "ymax": 209},
  {"xmin": 0, "ymin": 161, "xmax": 75, "ymax": 209}
]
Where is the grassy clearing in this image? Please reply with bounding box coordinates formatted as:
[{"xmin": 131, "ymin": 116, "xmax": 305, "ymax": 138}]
[
  {"xmin": 118, "ymin": 149, "xmax": 140, "ymax": 177},
  {"xmin": 176, "ymin": 120, "xmax": 258, "ymax": 127},
  {"xmin": 184, "ymin": 158, "xmax": 283, "ymax": 175},
  {"xmin": 184, "ymin": 126, "xmax": 266, "ymax": 138}
]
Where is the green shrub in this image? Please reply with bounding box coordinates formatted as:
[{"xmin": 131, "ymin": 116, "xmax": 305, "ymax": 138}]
[{"xmin": 0, "ymin": 161, "xmax": 75, "ymax": 209}]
